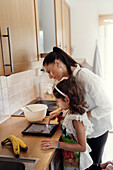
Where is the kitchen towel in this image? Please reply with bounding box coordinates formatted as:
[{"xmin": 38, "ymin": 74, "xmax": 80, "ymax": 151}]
[{"xmin": 93, "ymin": 43, "xmax": 103, "ymax": 77}]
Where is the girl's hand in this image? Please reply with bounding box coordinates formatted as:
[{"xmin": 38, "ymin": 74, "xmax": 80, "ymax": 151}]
[
  {"xmin": 57, "ymin": 115, "xmax": 64, "ymax": 124},
  {"xmin": 41, "ymin": 139, "xmax": 58, "ymax": 150},
  {"xmin": 49, "ymin": 108, "xmax": 63, "ymax": 124}
]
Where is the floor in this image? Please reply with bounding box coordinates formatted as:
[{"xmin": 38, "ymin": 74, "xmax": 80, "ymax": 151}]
[{"xmin": 102, "ymin": 132, "xmax": 113, "ymax": 162}]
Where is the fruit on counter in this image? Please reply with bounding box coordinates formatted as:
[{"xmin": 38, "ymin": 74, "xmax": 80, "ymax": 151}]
[
  {"xmin": 8, "ymin": 135, "xmax": 20, "ymax": 158},
  {"xmin": 16, "ymin": 137, "xmax": 28, "ymax": 152},
  {"xmin": 1, "ymin": 138, "xmax": 10, "ymax": 146},
  {"xmin": 1, "ymin": 135, "xmax": 28, "ymax": 157}
]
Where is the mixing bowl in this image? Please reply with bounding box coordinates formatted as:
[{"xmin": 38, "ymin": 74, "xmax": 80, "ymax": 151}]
[{"xmin": 23, "ymin": 104, "xmax": 48, "ymax": 122}]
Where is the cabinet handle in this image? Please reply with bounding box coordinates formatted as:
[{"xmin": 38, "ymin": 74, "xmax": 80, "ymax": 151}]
[{"xmin": 0, "ymin": 27, "xmax": 14, "ymax": 74}]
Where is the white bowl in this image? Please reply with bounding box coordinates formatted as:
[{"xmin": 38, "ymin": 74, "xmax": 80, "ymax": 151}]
[{"xmin": 23, "ymin": 104, "xmax": 48, "ymax": 122}]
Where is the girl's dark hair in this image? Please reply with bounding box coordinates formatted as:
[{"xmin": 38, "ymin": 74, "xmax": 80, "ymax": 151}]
[
  {"xmin": 43, "ymin": 47, "xmax": 81, "ymax": 75},
  {"xmin": 53, "ymin": 76, "xmax": 88, "ymax": 115}
]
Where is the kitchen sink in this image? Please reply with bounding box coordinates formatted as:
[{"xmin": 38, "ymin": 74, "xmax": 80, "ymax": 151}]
[
  {"xmin": 12, "ymin": 99, "xmax": 59, "ymax": 117},
  {"xmin": 0, "ymin": 156, "xmax": 39, "ymax": 170},
  {"xmin": 0, "ymin": 160, "xmax": 25, "ymax": 170}
]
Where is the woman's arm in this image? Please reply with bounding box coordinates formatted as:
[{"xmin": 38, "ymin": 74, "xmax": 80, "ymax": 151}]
[
  {"xmin": 41, "ymin": 120, "xmax": 86, "ymax": 152},
  {"xmin": 79, "ymin": 69, "xmax": 112, "ymax": 120}
]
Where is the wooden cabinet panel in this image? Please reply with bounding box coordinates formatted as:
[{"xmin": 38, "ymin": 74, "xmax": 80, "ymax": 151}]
[
  {"xmin": 54, "ymin": 0, "xmax": 71, "ymax": 55},
  {"xmin": 0, "ymin": 39, "xmax": 4, "ymax": 76},
  {"xmin": 0, "ymin": 0, "xmax": 39, "ymax": 75},
  {"xmin": 62, "ymin": 0, "xmax": 71, "ymax": 55},
  {"xmin": 54, "ymin": 0, "xmax": 63, "ymax": 49}
]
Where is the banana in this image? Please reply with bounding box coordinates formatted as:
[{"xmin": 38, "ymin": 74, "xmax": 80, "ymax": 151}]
[
  {"xmin": 1, "ymin": 135, "xmax": 28, "ymax": 157},
  {"xmin": 1, "ymin": 138, "xmax": 10, "ymax": 146},
  {"xmin": 8, "ymin": 135, "xmax": 20, "ymax": 158},
  {"xmin": 16, "ymin": 137, "xmax": 28, "ymax": 152}
]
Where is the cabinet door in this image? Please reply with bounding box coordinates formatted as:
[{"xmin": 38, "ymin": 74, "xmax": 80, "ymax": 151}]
[
  {"xmin": 0, "ymin": 40, "xmax": 4, "ymax": 76},
  {"xmin": 54, "ymin": 0, "xmax": 63, "ymax": 49},
  {"xmin": 62, "ymin": 0, "xmax": 71, "ymax": 55},
  {"xmin": 0, "ymin": 0, "xmax": 39, "ymax": 75}
]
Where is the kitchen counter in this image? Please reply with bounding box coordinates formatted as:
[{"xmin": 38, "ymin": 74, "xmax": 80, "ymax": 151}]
[
  {"xmin": 0, "ymin": 116, "xmax": 61, "ymax": 170},
  {"xmin": 0, "ymin": 115, "xmax": 11, "ymax": 124}
]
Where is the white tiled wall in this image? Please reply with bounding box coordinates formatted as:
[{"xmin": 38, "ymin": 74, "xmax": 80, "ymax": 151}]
[
  {"xmin": 0, "ymin": 69, "xmax": 42, "ymax": 116},
  {"xmin": 0, "ymin": 79, "xmax": 4, "ymax": 115}
]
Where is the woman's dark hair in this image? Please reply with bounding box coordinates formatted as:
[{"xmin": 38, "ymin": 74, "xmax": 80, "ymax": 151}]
[
  {"xmin": 53, "ymin": 76, "xmax": 88, "ymax": 115},
  {"xmin": 43, "ymin": 47, "xmax": 80, "ymax": 75}
]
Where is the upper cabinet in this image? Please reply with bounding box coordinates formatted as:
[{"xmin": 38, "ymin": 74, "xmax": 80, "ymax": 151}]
[
  {"xmin": 38, "ymin": 0, "xmax": 71, "ymax": 56},
  {"xmin": 38, "ymin": 0, "xmax": 56, "ymax": 54},
  {"xmin": 54, "ymin": 0, "xmax": 63, "ymax": 49},
  {"xmin": 0, "ymin": 0, "xmax": 40, "ymax": 76},
  {"xmin": 62, "ymin": 0, "xmax": 71, "ymax": 55},
  {"xmin": 0, "ymin": 0, "xmax": 71, "ymax": 76},
  {"xmin": 55, "ymin": 0, "xmax": 71, "ymax": 55}
]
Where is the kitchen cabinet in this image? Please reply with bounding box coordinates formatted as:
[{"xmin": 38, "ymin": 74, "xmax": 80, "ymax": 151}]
[
  {"xmin": 38, "ymin": 0, "xmax": 56, "ymax": 54},
  {"xmin": 0, "ymin": 42, "xmax": 4, "ymax": 76},
  {"xmin": 0, "ymin": 0, "xmax": 40, "ymax": 76},
  {"xmin": 54, "ymin": 0, "xmax": 71, "ymax": 55},
  {"xmin": 62, "ymin": 0, "xmax": 71, "ymax": 55},
  {"xmin": 54, "ymin": 0, "xmax": 63, "ymax": 49},
  {"xmin": 38, "ymin": 0, "xmax": 71, "ymax": 56}
]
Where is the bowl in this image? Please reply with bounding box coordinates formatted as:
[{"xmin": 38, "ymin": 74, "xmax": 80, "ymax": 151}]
[{"xmin": 23, "ymin": 104, "xmax": 48, "ymax": 122}]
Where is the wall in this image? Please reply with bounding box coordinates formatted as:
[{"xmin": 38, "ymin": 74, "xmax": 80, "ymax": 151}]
[
  {"xmin": 68, "ymin": 0, "xmax": 113, "ymax": 66},
  {"xmin": 69, "ymin": 0, "xmax": 98, "ymax": 66},
  {"xmin": 97, "ymin": 0, "xmax": 113, "ymax": 14}
]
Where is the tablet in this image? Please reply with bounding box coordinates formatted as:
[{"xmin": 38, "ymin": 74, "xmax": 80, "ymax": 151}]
[{"xmin": 21, "ymin": 123, "xmax": 59, "ymax": 137}]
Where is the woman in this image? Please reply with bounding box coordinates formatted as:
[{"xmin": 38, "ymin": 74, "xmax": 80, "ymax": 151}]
[{"xmin": 43, "ymin": 47, "xmax": 112, "ymax": 164}]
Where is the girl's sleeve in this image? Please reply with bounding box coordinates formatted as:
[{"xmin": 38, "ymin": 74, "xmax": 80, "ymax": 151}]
[{"xmin": 63, "ymin": 114, "xmax": 94, "ymax": 137}]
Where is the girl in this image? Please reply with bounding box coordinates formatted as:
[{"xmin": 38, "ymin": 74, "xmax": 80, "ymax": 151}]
[
  {"xmin": 41, "ymin": 76, "xmax": 93, "ymax": 170},
  {"xmin": 43, "ymin": 47, "xmax": 112, "ymax": 164}
]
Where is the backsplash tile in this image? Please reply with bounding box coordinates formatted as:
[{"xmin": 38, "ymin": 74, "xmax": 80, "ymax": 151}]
[
  {"xmin": 0, "ymin": 69, "xmax": 41, "ymax": 116},
  {"xmin": 0, "ymin": 57, "xmax": 53, "ymax": 117},
  {"xmin": 1, "ymin": 76, "xmax": 7, "ymax": 89}
]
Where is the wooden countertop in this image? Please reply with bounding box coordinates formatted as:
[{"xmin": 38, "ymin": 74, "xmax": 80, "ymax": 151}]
[{"xmin": 0, "ymin": 116, "xmax": 61, "ymax": 170}]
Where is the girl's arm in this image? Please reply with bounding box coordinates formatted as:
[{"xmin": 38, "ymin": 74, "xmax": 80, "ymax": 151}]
[
  {"xmin": 49, "ymin": 108, "xmax": 63, "ymax": 122},
  {"xmin": 87, "ymin": 111, "xmax": 92, "ymax": 118},
  {"xmin": 60, "ymin": 120, "xmax": 86, "ymax": 152},
  {"xmin": 41, "ymin": 120, "xmax": 86, "ymax": 152}
]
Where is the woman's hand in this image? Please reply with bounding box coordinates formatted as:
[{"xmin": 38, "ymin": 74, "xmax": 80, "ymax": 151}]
[{"xmin": 41, "ymin": 139, "xmax": 58, "ymax": 150}]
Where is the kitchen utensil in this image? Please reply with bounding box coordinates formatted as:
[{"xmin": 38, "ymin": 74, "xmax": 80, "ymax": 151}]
[
  {"xmin": 21, "ymin": 123, "xmax": 58, "ymax": 137},
  {"xmin": 23, "ymin": 104, "xmax": 48, "ymax": 122}
]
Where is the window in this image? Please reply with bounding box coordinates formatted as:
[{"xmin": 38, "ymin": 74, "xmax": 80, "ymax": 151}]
[{"xmin": 99, "ymin": 14, "xmax": 113, "ymax": 126}]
